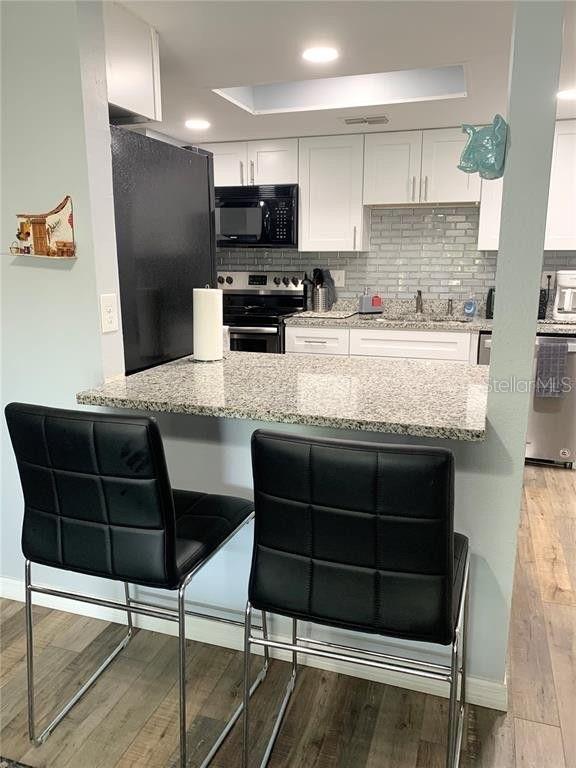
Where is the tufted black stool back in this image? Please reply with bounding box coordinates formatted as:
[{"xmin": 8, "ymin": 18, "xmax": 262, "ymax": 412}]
[
  {"xmin": 5, "ymin": 402, "xmax": 179, "ymax": 588},
  {"xmin": 250, "ymin": 430, "xmax": 465, "ymax": 645}
]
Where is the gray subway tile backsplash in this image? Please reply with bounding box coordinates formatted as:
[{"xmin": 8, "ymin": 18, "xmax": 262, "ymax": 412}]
[{"xmin": 217, "ymin": 205, "xmax": 576, "ymax": 300}]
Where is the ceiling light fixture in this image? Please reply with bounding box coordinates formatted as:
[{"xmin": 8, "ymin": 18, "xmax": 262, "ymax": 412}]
[
  {"xmin": 185, "ymin": 118, "xmax": 211, "ymax": 130},
  {"xmin": 557, "ymin": 89, "xmax": 576, "ymax": 100},
  {"xmin": 302, "ymin": 47, "xmax": 339, "ymax": 64}
]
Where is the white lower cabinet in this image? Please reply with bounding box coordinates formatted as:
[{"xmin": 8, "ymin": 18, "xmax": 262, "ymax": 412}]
[
  {"xmin": 286, "ymin": 326, "xmax": 476, "ymax": 362},
  {"xmin": 349, "ymin": 329, "xmax": 472, "ymax": 362},
  {"xmin": 285, "ymin": 327, "xmax": 350, "ymax": 356}
]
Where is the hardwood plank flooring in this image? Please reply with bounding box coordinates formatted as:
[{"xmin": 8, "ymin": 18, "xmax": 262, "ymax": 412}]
[{"xmin": 0, "ymin": 465, "xmax": 574, "ymax": 767}]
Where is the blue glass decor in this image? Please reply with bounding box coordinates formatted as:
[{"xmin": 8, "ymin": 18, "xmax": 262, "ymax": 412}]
[{"xmin": 458, "ymin": 114, "xmax": 508, "ymax": 180}]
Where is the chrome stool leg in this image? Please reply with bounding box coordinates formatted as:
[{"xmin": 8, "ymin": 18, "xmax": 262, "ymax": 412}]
[
  {"xmin": 242, "ymin": 602, "xmax": 253, "ymax": 768},
  {"xmin": 178, "ymin": 578, "xmax": 189, "ymax": 768},
  {"xmin": 446, "ymin": 635, "xmax": 459, "ymax": 768},
  {"xmin": 25, "ymin": 561, "xmax": 133, "ymax": 746},
  {"xmin": 197, "ymin": 610, "xmax": 270, "ymax": 768},
  {"xmin": 243, "ymin": 614, "xmax": 298, "ymax": 768}
]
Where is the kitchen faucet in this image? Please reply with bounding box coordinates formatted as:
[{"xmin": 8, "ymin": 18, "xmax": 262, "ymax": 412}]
[{"xmin": 415, "ymin": 290, "xmax": 423, "ymax": 314}]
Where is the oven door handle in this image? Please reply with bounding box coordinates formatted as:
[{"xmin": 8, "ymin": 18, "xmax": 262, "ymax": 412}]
[{"xmin": 230, "ymin": 326, "xmax": 278, "ymax": 335}]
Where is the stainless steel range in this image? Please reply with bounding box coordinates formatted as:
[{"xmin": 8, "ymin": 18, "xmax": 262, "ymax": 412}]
[{"xmin": 218, "ymin": 271, "xmax": 304, "ymax": 353}]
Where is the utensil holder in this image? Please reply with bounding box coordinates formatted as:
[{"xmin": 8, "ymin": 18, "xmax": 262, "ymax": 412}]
[{"xmin": 312, "ymin": 287, "xmax": 327, "ymax": 313}]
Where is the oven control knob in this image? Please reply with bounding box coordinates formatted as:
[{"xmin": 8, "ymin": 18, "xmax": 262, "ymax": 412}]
[
  {"xmin": 282, "ymin": 276, "xmax": 290, "ymax": 286},
  {"xmin": 225, "ymin": 276, "xmax": 234, "ymax": 285},
  {"xmin": 273, "ymin": 277, "xmax": 281, "ymax": 286},
  {"xmin": 217, "ymin": 276, "xmax": 224, "ymax": 284},
  {"xmin": 291, "ymin": 277, "xmax": 299, "ymax": 286}
]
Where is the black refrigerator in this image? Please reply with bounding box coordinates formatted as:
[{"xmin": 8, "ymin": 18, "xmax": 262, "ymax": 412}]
[{"xmin": 110, "ymin": 126, "xmax": 216, "ymax": 374}]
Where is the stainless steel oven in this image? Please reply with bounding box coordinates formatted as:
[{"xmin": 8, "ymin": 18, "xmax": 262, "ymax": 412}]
[
  {"xmin": 229, "ymin": 326, "xmax": 282, "ymax": 354},
  {"xmin": 219, "ymin": 271, "xmax": 304, "ymax": 353}
]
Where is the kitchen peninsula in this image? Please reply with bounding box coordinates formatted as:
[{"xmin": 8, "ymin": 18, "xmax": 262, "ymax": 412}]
[
  {"xmin": 77, "ymin": 351, "xmax": 488, "ymax": 440},
  {"xmin": 74, "ymin": 349, "xmax": 508, "ymax": 708}
]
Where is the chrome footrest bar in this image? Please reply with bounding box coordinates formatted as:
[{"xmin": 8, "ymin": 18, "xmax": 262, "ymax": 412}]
[
  {"xmin": 29, "ymin": 584, "xmax": 179, "ymax": 623},
  {"xmin": 249, "ymin": 636, "xmax": 451, "ymax": 683},
  {"xmin": 295, "ymin": 635, "xmax": 450, "ymax": 674}
]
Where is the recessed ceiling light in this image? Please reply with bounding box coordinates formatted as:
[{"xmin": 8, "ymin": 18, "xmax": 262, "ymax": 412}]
[
  {"xmin": 302, "ymin": 47, "xmax": 339, "ymax": 64},
  {"xmin": 185, "ymin": 118, "xmax": 211, "ymax": 130},
  {"xmin": 557, "ymin": 89, "xmax": 576, "ymax": 100}
]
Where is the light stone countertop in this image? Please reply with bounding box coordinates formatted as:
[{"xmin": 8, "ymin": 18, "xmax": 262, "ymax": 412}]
[
  {"xmin": 77, "ymin": 352, "xmax": 488, "ymax": 441},
  {"xmin": 285, "ymin": 312, "xmax": 576, "ymax": 335}
]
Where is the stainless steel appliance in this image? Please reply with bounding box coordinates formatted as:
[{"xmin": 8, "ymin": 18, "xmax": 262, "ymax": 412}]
[
  {"xmin": 219, "ymin": 271, "xmax": 304, "ymax": 353},
  {"xmin": 553, "ymin": 270, "xmax": 576, "ymax": 321},
  {"xmin": 215, "ymin": 185, "xmax": 298, "ymax": 249},
  {"xmin": 478, "ymin": 331, "xmax": 576, "ymax": 467}
]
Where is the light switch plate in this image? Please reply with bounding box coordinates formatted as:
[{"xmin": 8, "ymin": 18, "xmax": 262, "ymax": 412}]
[
  {"xmin": 100, "ymin": 293, "xmax": 119, "ymax": 333},
  {"xmin": 331, "ymin": 270, "xmax": 346, "ymax": 288}
]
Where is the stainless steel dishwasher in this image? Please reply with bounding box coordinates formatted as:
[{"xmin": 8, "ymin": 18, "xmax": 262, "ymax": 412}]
[{"xmin": 478, "ymin": 331, "xmax": 576, "ymax": 467}]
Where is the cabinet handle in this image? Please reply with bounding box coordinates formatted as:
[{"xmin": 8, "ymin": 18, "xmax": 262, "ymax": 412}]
[
  {"xmin": 240, "ymin": 161, "xmax": 244, "ymax": 185},
  {"xmin": 250, "ymin": 160, "xmax": 255, "ymax": 185},
  {"xmin": 424, "ymin": 175, "xmax": 429, "ymax": 202},
  {"xmin": 353, "ymin": 225, "xmax": 357, "ymax": 250},
  {"xmin": 411, "ymin": 176, "xmax": 416, "ymax": 202},
  {"xmin": 304, "ymin": 339, "xmax": 328, "ymax": 344}
]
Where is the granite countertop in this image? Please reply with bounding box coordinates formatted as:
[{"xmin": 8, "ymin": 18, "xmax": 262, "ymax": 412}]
[
  {"xmin": 285, "ymin": 311, "xmax": 576, "ymax": 335},
  {"xmin": 77, "ymin": 352, "xmax": 489, "ymax": 441}
]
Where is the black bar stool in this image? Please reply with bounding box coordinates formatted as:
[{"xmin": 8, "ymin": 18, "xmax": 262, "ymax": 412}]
[
  {"xmin": 5, "ymin": 402, "xmax": 270, "ymax": 768},
  {"xmin": 242, "ymin": 430, "xmax": 470, "ymax": 768}
]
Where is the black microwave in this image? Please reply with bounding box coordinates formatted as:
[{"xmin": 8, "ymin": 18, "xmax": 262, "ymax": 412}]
[{"xmin": 215, "ymin": 184, "xmax": 298, "ymax": 249}]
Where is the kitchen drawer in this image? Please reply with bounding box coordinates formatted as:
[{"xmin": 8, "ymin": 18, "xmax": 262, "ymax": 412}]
[
  {"xmin": 285, "ymin": 327, "xmax": 350, "ymax": 355},
  {"xmin": 350, "ymin": 329, "xmax": 472, "ymax": 361}
]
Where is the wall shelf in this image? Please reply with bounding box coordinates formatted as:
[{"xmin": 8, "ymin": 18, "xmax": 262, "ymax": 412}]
[{"xmin": 3, "ymin": 253, "xmax": 77, "ymax": 260}]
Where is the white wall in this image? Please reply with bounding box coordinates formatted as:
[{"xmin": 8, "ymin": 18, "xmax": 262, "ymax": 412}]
[{"xmin": 0, "ymin": 1, "xmax": 122, "ymax": 577}]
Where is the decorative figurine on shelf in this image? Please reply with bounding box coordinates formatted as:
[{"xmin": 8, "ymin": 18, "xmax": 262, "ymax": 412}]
[
  {"xmin": 458, "ymin": 114, "xmax": 508, "ymax": 180},
  {"xmin": 14, "ymin": 195, "xmax": 76, "ymax": 257}
]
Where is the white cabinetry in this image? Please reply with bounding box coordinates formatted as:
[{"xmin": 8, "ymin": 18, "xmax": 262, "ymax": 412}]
[
  {"xmin": 103, "ymin": 2, "xmax": 162, "ymax": 121},
  {"xmin": 200, "ymin": 139, "xmax": 298, "ymax": 186},
  {"xmin": 478, "ymin": 120, "xmax": 576, "ymax": 251},
  {"xmin": 349, "ymin": 329, "xmax": 472, "ymax": 361},
  {"xmin": 544, "ymin": 120, "xmax": 576, "ymax": 250},
  {"xmin": 285, "ymin": 327, "xmax": 350, "ymax": 355},
  {"xmin": 298, "ymin": 135, "xmax": 366, "ymax": 252},
  {"xmin": 420, "ymin": 128, "xmax": 481, "ymax": 203},
  {"xmin": 248, "ymin": 139, "xmax": 298, "ymax": 185},
  {"xmin": 363, "ymin": 131, "xmax": 422, "ymax": 205},
  {"xmin": 363, "ymin": 128, "xmax": 480, "ymax": 205},
  {"xmin": 200, "ymin": 142, "xmax": 247, "ymax": 186},
  {"xmin": 477, "ymin": 177, "xmax": 503, "ymax": 251}
]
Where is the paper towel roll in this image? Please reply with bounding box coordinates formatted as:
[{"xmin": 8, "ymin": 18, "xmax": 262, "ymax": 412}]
[{"xmin": 193, "ymin": 288, "xmax": 223, "ymax": 361}]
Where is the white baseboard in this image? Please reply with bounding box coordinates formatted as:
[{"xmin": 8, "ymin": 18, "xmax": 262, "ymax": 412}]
[{"xmin": 0, "ymin": 575, "xmax": 507, "ymax": 712}]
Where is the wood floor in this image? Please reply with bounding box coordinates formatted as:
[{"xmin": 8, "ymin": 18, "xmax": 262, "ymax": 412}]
[{"xmin": 0, "ymin": 465, "xmax": 574, "ymax": 768}]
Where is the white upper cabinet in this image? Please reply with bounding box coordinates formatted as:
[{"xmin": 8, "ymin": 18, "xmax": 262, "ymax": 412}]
[
  {"xmin": 477, "ymin": 177, "xmax": 503, "ymax": 251},
  {"xmin": 200, "ymin": 142, "xmax": 248, "ymax": 186},
  {"xmin": 544, "ymin": 120, "xmax": 576, "ymax": 250},
  {"xmin": 363, "ymin": 131, "xmax": 422, "ymax": 205},
  {"xmin": 421, "ymin": 128, "xmax": 481, "ymax": 203},
  {"xmin": 477, "ymin": 120, "xmax": 576, "ymax": 251},
  {"xmin": 200, "ymin": 139, "xmax": 297, "ymax": 186},
  {"xmin": 103, "ymin": 2, "xmax": 162, "ymax": 121},
  {"xmin": 299, "ymin": 135, "xmax": 365, "ymax": 252},
  {"xmin": 247, "ymin": 139, "xmax": 298, "ymax": 185},
  {"xmin": 363, "ymin": 128, "xmax": 480, "ymax": 205}
]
